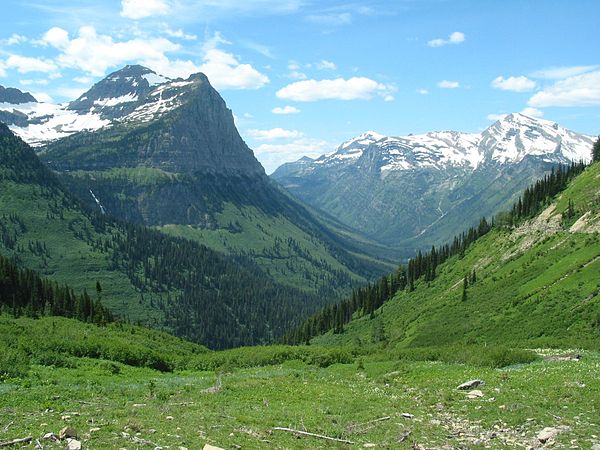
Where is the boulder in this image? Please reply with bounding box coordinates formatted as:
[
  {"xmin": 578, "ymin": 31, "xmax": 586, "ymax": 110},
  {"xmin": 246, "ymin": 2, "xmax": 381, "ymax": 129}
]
[
  {"xmin": 466, "ymin": 389, "xmax": 484, "ymax": 399},
  {"xmin": 203, "ymin": 445, "xmax": 225, "ymax": 450},
  {"xmin": 457, "ymin": 379, "xmax": 484, "ymax": 390},
  {"xmin": 59, "ymin": 427, "xmax": 77, "ymax": 440},
  {"xmin": 66, "ymin": 438, "xmax": 82, "ymax": 450}
]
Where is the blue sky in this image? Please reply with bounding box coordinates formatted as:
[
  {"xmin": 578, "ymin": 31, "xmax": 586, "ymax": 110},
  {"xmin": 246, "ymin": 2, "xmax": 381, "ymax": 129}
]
[{"xmin": 0, "ymin": 0, "xmax": 599, "ymax": 172}]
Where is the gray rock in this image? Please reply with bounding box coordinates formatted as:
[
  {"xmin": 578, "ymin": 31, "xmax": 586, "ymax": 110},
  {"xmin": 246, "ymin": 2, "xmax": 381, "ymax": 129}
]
[
  {"xmin": 457, "ymin": 379, "xmax": 484, "ymax": 390},
  {"xmin": 66, "ymin": 438, "xmax": 82, "ymax": 450},
  {"xmin": 59, "ymin": 427, "xmax": 77, "ymax": 440}
]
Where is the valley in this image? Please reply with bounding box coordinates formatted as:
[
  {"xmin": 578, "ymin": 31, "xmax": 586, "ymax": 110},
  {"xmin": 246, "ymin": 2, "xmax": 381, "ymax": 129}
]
[{"xmin": 1, "ymin": 2, "xmax": 599, "ymax": 447}]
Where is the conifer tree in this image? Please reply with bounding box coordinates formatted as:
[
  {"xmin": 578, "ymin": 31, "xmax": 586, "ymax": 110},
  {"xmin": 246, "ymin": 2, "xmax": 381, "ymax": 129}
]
[{"xmin": 593, "ymin": 136, "xmax": 600, "ymax": 163}]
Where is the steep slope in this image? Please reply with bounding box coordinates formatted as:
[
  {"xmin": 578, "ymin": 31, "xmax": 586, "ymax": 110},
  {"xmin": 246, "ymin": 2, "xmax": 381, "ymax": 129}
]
[
  {"xmin": 8, "ymin": 66, "xmax": 389, "ymax": 292},
  {"xmin": 0, "ymin": 124, "xmax": 352, "ymax": 349},
  {"xmin": 313, "ymin": 161, "xmax": 600, "ymax": 349},
  {"xmin": 273, "ymin": 114, "xmax": 594, "ymax": 255}
]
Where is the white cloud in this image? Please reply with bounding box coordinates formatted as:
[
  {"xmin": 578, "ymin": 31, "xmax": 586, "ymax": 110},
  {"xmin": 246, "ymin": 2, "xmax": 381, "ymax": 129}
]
[
  {"xmin": 491, "ymin": 75, "xmax": 536, "ymax": 92},
  {"xmin": 272, "ymin": 105, "xmax": 300, "ymax": 114},
  {"xmin": 44, "ymin": 26, "xmax": 184, "ymax": 77},
  {"xmin": 19, "ymin": 79, "xmax": 49, "ymax": 86},
  {"xmin": 162, "ymin": 27, "xmax": 197, "ymax": 41},
  {"xmin": 30, "ymin": 91, "xmax": 53, "ymax": 103},
  {"xmin": 254, "ymin": 137, "xmax": 331, "ymax": 174},
  {"xmin": 417, "ymin": 88, "xmax": 429, "ymax": 95},
  {"xmin": 198, "ymin": 33, "xmax": 269, "ymax": 90},
  {"xmin": 5, "ymin": 55, "xmax": 58, "ymax": 74},
  {"xmin": 530, "ymin": 65, "xmax": 598, "ymax": 80},
  {"xmin": 428, "ymin": 31, "xmax": 465, "ymax": 47},
  {"xmin": 42, "ymin": 27, "xmax": 70, "ymax": 48},
  {"xmin": 316, "ymin": 60, "xmax": 336, "ymax": 70},
  {"xmin": 289, "ymin": 71, "xmax": 307, "ymax": 80},
  {"xmin": 2, "ymin": 34, "xmax": 27, "ymax": 46},
  {"xmin": 437, "ymin": 80, "xmax": 460, "ymax": 89},
  {"xmin": 55, "ymin": 86, "xmax": 88, "ymax": 100},
  {"xmin": 247, "ymin": 128, "xmax": 303, "ymax": 140},
  {"xmin": 120, "ymin": 0, "xmax": 169, "ymax": 19},
  {"xmin": 277, "ymin": 77, "xmax": 395, "ymax": 101},
  {"xmin": 73, "ymin": 76, "xmax": 94, "ymax": 84},
  {"xmin": 520, "ymin": 107, "xmax": 543, "ymax": 118},
  {"xmin": 306, "ymin": 13, "xmax": 352, "ymax": 26},
  {"xmin": 487, "ymin": 113, "xmax": 507, "ymax": 121},
  {"xmin": 528, "ymin": 71, "xmax": 600, "ymax": 107}
]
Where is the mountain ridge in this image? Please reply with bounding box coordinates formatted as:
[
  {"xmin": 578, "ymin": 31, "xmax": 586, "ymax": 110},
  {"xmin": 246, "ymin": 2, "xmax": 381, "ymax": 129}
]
[{"xmin": 272, "ymin": 114, "xmax": 595, "ymax": 253}]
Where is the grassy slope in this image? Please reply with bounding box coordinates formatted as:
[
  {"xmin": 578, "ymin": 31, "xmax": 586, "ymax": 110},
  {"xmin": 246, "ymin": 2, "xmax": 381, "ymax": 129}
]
[
  {"xmin": 1, "ymin": 315, "xmax": 599, "ymax": 449},
  {"xmin": 315, "ymin": 163, "xmax": 600, "ymax": 350},
  {"xmin": 0, "ymin": 180, "xmax": 160, "ymax": 324}
]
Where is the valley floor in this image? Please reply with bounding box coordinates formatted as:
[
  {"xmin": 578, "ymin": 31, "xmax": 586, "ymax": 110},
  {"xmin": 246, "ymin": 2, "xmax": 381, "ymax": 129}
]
[{"xmin": 1, "ymin": 349, "xmax": 599, "ymax": 449}]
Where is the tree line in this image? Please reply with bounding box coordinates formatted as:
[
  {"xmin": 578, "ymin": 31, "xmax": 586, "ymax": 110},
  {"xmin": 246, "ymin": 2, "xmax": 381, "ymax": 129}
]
[{"xmin": 282, "ymin": 159, "xmax": 590, "ymax": 345}]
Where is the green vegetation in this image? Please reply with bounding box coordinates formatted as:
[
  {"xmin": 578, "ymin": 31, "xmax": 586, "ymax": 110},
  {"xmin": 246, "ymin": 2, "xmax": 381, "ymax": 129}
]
[
  {"xmin": 1, "ymin": 315, "xmax": 598, "ymax": 449},
  {"xmin": 0, "ymin": 125, "xmax": 356, "ymax": 349}
]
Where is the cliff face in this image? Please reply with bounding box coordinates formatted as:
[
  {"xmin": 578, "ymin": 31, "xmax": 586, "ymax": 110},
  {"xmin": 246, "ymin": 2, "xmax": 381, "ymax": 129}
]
[{"xmin": 42, "ymin": 68, "xmax": 264, "ymax": 177}]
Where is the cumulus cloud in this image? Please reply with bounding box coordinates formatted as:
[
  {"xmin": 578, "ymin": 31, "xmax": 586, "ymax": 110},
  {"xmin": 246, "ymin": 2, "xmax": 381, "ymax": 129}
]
[
  {"xmin": 42, "ymin": 26, "xmax": 183, "ymax": 77},
  {"xmin": 2, "ymin": 34, "xmax": 28, "ymax": 46},
  {"xmin": 5, "ymin": 55, "xmax": 58, "ymax": 74},
  {"xmin": 417, "ymin": 88, "xmax": 429, "ymax": 95},
  {"xmin": 530, "ymin": 65, "xmax": 597, "ymax": 80},
  {"xmin": 437, "ymin": 80, "xmax": 460, "ymax": 89},
  {"xmin": 528, "ymin": 71, "xmax": 600, "ymax": 107},
  {"xmin": 272, "ymin": 105, "xmax": 300, "ymax": 114},
  {"xmin": 316, "ymin": 60, "xmax": 336, "ymax": 70},
  {"xmin": 120, "ymin": 0, "xmax": 169, "ymax": 19},
  {"xmin": 520, "ymin": 107, "xmax": 543, "ymax": 118},
  {"xmin": 42, "ymin": 27, "xmax": 70, "ymax": 48},
  {"xmin": 487, "ymin": 113, "xmax": 507, "ymax": 121},
  {"xmin": 428, "ymin": 31, "xmax": 465, "ymax": 47},
  {"xmin": 254, "ymin": 137, "xmax": 331, "ymax": 174},
  {"xmin": 246, "ymin": 128, "xmax": 303, "ymax": 140},
  {"xmin": 491, "ymin": 75, "xmax": 536, "ymax": 92},
  {"xmin": 277, "ymin": 77, "xmax": 395, "ymax": 101},
  {"xmin": 198, "ymin": 33, "xmax": 269, "ymax": 90}
]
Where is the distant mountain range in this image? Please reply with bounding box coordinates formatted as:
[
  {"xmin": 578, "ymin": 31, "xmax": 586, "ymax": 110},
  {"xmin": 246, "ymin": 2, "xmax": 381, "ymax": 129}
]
[{"xmin": 272, "ymin": 113, "xmax": 594, "ymax": 254}]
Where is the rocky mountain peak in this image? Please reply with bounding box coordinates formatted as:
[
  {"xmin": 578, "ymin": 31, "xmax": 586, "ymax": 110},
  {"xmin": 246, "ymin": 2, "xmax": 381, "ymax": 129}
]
[
  {"xmin": 67, "ymin": 65, "xmax": 171, "ymax": 119},
  {"xmin": 0, "ymin": 85, "xmax": 37, "ymax": 104}
]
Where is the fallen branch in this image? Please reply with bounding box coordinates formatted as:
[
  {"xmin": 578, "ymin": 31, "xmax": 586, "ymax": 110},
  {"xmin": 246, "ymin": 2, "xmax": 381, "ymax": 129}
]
[
  {"xmin": 272, "ymin": 427, "xmax": 354, "ymax": 444},
  {"xmin": 0, "ymin": 436, "xmax": 32, "ymax": 447},
  {"xmin": 347, "ymin": 415, "xmax": 391, "ymax": 433}
]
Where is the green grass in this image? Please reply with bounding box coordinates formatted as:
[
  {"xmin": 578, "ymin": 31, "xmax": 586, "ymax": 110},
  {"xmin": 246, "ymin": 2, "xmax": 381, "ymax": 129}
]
[
  {"xmin": 1, "ymin": 315, "xmax": 599, "ymax": 449},
  {"xmin": 160, "ymin": 203, "xmax": 366, "ymax": 293}
]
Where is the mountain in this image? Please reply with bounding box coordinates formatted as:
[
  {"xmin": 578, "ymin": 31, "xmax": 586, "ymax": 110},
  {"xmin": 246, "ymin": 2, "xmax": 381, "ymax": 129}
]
[
  {"xmin": 294, "ymin": 160, "xmax": 600, "ymax": 349},
  {"xmin": 2, "ymin": 66, "xmax": 390, "ymax": 298},
  {"xmin": 272, "ymin": 114, "xmax": 594, "ymax": 255},
  {"xmin": 0, "ymin": 124, "xmax": 361, "ymax": 349}
]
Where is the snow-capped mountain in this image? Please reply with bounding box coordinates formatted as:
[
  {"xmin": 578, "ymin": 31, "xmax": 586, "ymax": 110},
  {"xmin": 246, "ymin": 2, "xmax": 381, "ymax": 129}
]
[
  {"xmin": 306, "ymin": 114, "xmax": 592, "ymax": 175},
  {"xmin": 0, "ymin": 65, "xmax": 204, "ymax": 147},
  {"xmin": 272, "ymin": 114, "xmax": 595, "ymax": 251}
]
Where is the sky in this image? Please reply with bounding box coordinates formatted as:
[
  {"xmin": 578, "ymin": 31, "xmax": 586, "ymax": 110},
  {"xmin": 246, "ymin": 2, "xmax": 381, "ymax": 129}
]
[{"xmin": 0, "ymin": 0, "xmax": 599, "ymax": 173}]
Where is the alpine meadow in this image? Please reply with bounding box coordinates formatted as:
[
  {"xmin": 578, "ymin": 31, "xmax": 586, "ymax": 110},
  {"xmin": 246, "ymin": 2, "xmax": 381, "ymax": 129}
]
[{"xmin": 1, "ymin": 1, "xmax": 599, "ymax": 449}]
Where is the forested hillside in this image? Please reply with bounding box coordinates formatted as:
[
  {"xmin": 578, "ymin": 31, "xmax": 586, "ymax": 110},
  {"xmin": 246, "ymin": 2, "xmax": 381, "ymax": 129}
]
[{"xmin": 0, "ymin": 124, "xmax": 348, "ymax": 349}]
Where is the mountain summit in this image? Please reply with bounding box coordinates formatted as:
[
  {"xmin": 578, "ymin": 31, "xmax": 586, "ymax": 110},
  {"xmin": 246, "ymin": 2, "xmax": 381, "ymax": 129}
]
[{"xmin": 272, "ymin": 114, "xmax": 594, "ymax": 252}]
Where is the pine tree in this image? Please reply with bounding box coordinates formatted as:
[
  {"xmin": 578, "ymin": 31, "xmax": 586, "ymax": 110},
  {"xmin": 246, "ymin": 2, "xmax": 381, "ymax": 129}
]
[{"xmin": 592, "ymin": 136, "xmax": 600, "ymax": 163}]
